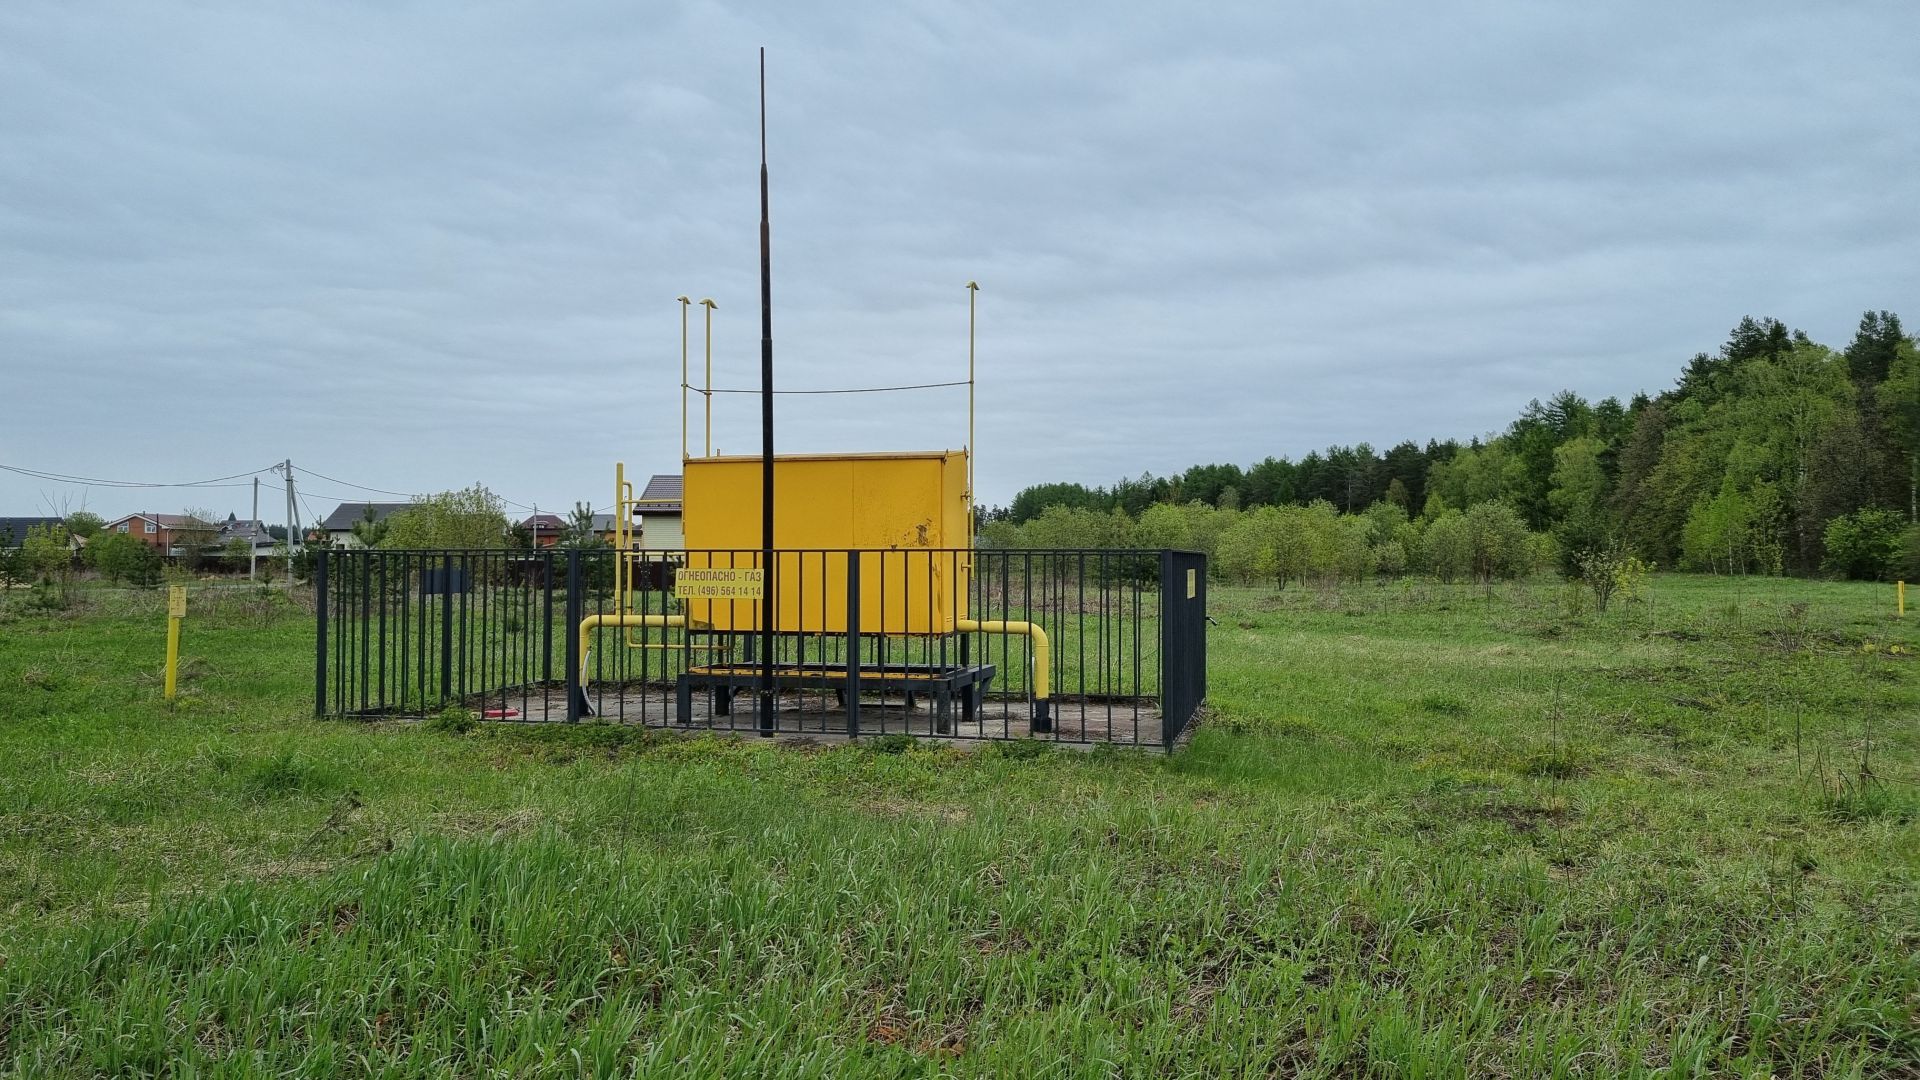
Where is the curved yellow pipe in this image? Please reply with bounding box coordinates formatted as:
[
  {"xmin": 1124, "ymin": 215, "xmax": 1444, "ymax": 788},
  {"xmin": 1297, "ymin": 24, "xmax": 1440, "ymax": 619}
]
[
  {"xmin": 957, "ymin": 618, "xmax": 1049, "ymax": 701},
  {"xmin": 578, "ymin": 614, "xmax": 687, "ymax": 680}
]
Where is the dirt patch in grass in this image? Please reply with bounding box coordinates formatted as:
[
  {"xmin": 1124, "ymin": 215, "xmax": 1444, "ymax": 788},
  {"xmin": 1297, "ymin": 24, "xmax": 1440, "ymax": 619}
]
[
  {"xmin": 859, "ymin": 992, "xmax": 974, "ymax": 1058},
  {"xmin": 861, "ymin": 798, "xmax": 971, "ymax": 825}
]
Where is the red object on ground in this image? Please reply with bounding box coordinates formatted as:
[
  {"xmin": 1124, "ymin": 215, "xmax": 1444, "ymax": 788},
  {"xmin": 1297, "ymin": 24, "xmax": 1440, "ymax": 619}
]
[{"xmin": 482, "ymin": 708, "xmax": 520, "ymax": 719}]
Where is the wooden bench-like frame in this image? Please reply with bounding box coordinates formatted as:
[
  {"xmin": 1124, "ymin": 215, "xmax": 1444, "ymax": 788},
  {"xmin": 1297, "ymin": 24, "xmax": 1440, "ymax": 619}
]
[{"xmin": 676, "ymin": 661, "xmax": 998, "ymax": 735}]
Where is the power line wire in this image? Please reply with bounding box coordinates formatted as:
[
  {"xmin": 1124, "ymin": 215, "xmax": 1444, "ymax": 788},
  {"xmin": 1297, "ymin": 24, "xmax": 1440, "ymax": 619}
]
[
  {"xmin": 292, "ymin": 467, "xmax": 540, "ymax": 514},
  {"xmin": 696, "ymin": 380, "xmax": 968, "ymax": 396},
  {"xmin": 291, "ymin": 466, "xmax": 417, "ymax": 499},
  {"xmin": 2, "ymin": 458, "xmax": 544, "ymax": 517},
  {"xmin": 0, "ymin": 462, "xmax": 278, "ymax": 489}
]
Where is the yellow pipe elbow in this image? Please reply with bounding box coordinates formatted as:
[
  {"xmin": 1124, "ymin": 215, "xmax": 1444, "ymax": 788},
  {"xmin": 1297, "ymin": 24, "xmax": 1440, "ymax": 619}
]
[
  {"xmin": 578, "ymin": 614, "xmax": 687, "ymax": 680},
  {"xmin": 957, "ymin": 618, "xmax": 1049, "ymax": 701}
]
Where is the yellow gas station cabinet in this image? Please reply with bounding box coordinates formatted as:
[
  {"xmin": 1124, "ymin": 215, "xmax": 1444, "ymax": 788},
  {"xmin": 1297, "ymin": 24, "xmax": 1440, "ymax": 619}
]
[{"xmin": 680, "ymin": 450, "xmax": 970, "ymax": 635}]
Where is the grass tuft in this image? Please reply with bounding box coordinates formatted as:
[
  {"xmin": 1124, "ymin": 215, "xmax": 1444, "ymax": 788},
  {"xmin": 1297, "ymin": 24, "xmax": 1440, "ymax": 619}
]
[
  {"xmin": 1815, "ymin": 775, "xmax": 1916, "ymax": 823},
  {"xmin": 862, "ymin": 733, "xmax": 918, "ymax": 755},
  {"xmin": 421, "ymin": 705, "xmax": 476, "ymax": 735},
  {"xmin": 242, "ymin": 748, "xmax": 334, "ymax": 799}
]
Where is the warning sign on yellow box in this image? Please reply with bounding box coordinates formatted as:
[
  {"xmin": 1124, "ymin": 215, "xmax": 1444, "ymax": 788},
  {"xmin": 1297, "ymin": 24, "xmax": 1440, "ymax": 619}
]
[
  {"xmin": 675, "ymin": 567, "xmax": 765, "ymax": 601},
  {"xmin": 168, "ymin": 586, "xmax": 187, "ymax": 618}
]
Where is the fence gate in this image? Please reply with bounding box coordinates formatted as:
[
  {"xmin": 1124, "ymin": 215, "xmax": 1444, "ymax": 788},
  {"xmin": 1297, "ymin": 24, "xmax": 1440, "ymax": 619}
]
[{"xmin": 1159, "ymin": 550, "xmax": 1208, "ymax": 747}]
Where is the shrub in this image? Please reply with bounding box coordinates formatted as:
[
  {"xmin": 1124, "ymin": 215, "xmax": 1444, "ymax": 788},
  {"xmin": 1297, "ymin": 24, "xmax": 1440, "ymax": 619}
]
[
  {"xmin": 1462, "ymin": 501, "xmax": 1534, "ymax": 582},
  {"xmin": 1574, "ymin": 544, "xmax": 1649, "ymax": 613},
  {"xmin": 88, "ymin": 530, "xmax": 163, "ymax": 586},
  {"xmin": 1823, "ymin": 510, "xmax": 1905, "ymax": 580}
]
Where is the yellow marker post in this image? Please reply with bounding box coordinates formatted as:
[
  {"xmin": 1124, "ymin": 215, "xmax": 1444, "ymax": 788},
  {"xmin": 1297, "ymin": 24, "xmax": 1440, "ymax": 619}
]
[
  {"xmin": 164, "ymin": 585, "xmax": 186, "ymax": 700},
  {"xmin": 1899, "ymin": 580, "xmax": 1906, "ymax": 618}
]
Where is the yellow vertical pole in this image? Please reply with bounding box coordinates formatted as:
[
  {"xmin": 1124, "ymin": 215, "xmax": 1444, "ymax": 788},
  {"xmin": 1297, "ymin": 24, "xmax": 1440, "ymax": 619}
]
[
  {"xmin": 700, "ymin": 299, "xmax": 717, "ymax": 457},
  {"xmin": 967, "ymin": 280, "xmax": 978, "ymax": 543},
  {"xmin": 677, "ymin": 296, "xmax": 691, "ymax": 462},
  {"xmin": 164, "ymin": 585, "xmax": 185, "ymax": 700},
  {"xmin": 1899, "ymin": 580, "xmax": 1905, "ymax": 618},
  {"xmin": 615, "ymin": 461, "xmax": 627, "ymax": 617}
]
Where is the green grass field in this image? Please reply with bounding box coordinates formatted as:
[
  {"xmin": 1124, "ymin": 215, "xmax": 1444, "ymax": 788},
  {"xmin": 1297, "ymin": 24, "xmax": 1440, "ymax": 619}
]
[{"xmin": 1, "ymin": 575, "xmax": 1916, "ymax": 1077}]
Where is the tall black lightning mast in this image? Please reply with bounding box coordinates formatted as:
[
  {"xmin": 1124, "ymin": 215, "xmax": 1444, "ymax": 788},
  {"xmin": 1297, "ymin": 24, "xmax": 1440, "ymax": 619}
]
[{"xmin": 756, "ymin": 47, "xmax": 776, "ymax": 736}]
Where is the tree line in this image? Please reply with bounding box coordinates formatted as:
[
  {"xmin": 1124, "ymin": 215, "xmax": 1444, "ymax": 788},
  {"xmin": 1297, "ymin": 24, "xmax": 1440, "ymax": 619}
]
[{"xmin": 985, "ymin": 312, "xmax": 1920, "ymax": 582}]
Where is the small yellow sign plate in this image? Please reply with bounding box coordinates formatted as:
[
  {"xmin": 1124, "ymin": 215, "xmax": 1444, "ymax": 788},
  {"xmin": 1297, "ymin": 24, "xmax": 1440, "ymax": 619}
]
[
  {"xmin": 675, "ymin": 567, "xmax": 765, "ymax": 601},
  {"xmin": 1186, "ymin": 568, "xmax": 1197, "ymax": 599},
  {"xmin": 167, "ymin": 586, "xmax": 187, "ymax": 618}
]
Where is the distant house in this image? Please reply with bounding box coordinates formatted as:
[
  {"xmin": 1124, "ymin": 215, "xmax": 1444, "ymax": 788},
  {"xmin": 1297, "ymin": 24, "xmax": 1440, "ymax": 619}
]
[
  {"xmin": 100, "ymin": 513, "xmax": 194, "ymax": 552},
  {"xmin": 514, "ymin": 513, "xmax": 567, "ymax": 548},
  {"xmin": 606, "ymin": 475, "xmax": 683, "ymax": 551},
  {"xmin": 0, "ymin": 517, "xmax": 64, "ymax": 548},
  {"xmin": 319, "ymin": 502, "xmax": 413, "ymax": 548},
  {"xmin": 214, "ymin": 514, "xmax": 278, "ymax": 553},
  {"xmin": 96, "ymin": 512, "xmax": 270, "ymax": 557}
]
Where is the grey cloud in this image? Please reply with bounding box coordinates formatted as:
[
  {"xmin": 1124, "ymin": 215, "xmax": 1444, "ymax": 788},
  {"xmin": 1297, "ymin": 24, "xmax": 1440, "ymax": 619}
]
[{"xmin": 2, "ymin": 0, "xmax": 1916, "ymax": 517}]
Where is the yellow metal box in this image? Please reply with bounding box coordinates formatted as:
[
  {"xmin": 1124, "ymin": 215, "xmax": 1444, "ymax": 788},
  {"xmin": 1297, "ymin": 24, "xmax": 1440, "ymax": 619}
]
[{"xmin": 680, "ymin": 450, "xmax": 970, "ymax": 634}]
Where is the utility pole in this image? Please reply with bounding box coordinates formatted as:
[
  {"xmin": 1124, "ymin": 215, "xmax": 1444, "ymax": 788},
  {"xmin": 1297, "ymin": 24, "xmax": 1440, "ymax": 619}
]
[
  {"xmin": 289, "ymin": 463, "xmax": 303, "ymax": 556},
  {"xmin": 280, "ymin": 459, "xmax": 295, "ymax": 587}
]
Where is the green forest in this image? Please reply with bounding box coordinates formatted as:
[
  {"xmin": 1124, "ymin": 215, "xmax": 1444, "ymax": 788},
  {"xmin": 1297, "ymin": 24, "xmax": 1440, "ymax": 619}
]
[{"xmin": 984, "ymin": 312, "xmax": 1920, "ymax": 584}]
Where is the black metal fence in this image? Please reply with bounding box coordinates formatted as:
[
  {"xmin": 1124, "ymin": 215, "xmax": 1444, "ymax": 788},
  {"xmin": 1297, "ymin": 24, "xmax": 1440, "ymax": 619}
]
[{"xmin": 315, "ymin": 547, "xmax": 1207, "ymax": 748}]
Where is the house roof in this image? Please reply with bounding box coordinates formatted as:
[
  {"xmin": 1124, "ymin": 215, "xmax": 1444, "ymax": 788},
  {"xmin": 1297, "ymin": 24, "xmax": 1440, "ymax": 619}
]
[
  {"xmin": 215, "ymin": 515, "xmax": 276, "ymax": 544},
  {"xmin": 320, "ymin": 502, "xmax": 413, "ymax": 531},
  {"xmin": 636, "ymin": 474, "xmax": 682, "ymax": 512},
  {"xmin": 104, "ymin": 512, "xmax": 200, "ymax": 529},
  {"xmin": 0, "ymin": 517, "xmax": 63, "ymax": 547},
  {"xmin": 517, "ymin": 513, "xmax": 566, "ymax": 531}
]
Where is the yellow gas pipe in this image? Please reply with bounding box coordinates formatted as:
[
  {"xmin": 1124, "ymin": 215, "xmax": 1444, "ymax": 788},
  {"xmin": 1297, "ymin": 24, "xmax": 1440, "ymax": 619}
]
[
  {"xmin": 957, "ymin": 617, "xmax": 1050, "ymax": 722},
  {"xmin": 578, "ymin": 613, "xmax": 690, "ymax": 680}
]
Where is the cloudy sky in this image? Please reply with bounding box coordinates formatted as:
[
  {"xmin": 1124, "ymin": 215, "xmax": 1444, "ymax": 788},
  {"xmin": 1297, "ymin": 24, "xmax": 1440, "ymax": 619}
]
[{"xmin": 3, "ymin": 2, "xmax": 1916, "ymax": 522}]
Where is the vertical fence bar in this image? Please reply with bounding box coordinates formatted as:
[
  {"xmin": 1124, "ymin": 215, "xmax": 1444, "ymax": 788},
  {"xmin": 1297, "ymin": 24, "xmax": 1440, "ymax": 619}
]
[
  {"xmin": 846, "ymin": 549, "xmax": 861, "ymax": 739},
  {"xmin": 564, "ymin": 549, "xmax": 583, "ymax": 723},
  {"xmin": 376, "ymin": 553, "xmax": 388, "ymax": 711},
  {"xmin": 541, "ymin": 550, "xmax": 554, "ymax": 685},
  {"xmin": 438, "ymin": 554, "xmax": 454, "ymax": 706},
  {"xmin": 314, "ymin": 549, "xmax": 329, "ymax": 717},
  {"xmin": 457, "ymin": 552, "xmax": 470, "ymax": 702},
  {"xmin": 358, "ymin": 548, "xmax": 370, "ymax": 713}
]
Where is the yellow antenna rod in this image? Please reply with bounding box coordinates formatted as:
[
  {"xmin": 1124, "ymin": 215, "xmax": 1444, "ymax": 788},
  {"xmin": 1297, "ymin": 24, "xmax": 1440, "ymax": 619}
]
[
  {"xmin": 677, "ymin": 296, "xmax": 691, "ymax": 461},
  {"xmin": 614, "ymin": 460, "xmax": 626, "ymax": 614},
  {"xmin": 967, "ymin": 280, "xmax": 978, "ymax": 542},
  {"xmin": 700, "ymin": 298, "xmax": 718, "ymax": 457}
]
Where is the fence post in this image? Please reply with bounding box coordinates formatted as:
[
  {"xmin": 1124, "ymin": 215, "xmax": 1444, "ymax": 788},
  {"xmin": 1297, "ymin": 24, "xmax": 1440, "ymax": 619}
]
[
  {"xmin": 313, "ymin": 548, "xmax": 328, "ymax": 717},
  {"xmin": 1160, "ymin": 549, "xmax": 1176, "ymax": 749},
  {"xmin": 846, "ymin": 551, "xmax": 861, "ymax": 739},
  {"xmin": 564, "ymin": 549, "xmax": 583, "ymax": 723},
  {"xmin": 1196, "ymin": 555, "xmax": 1207, "ymax": 710}
]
